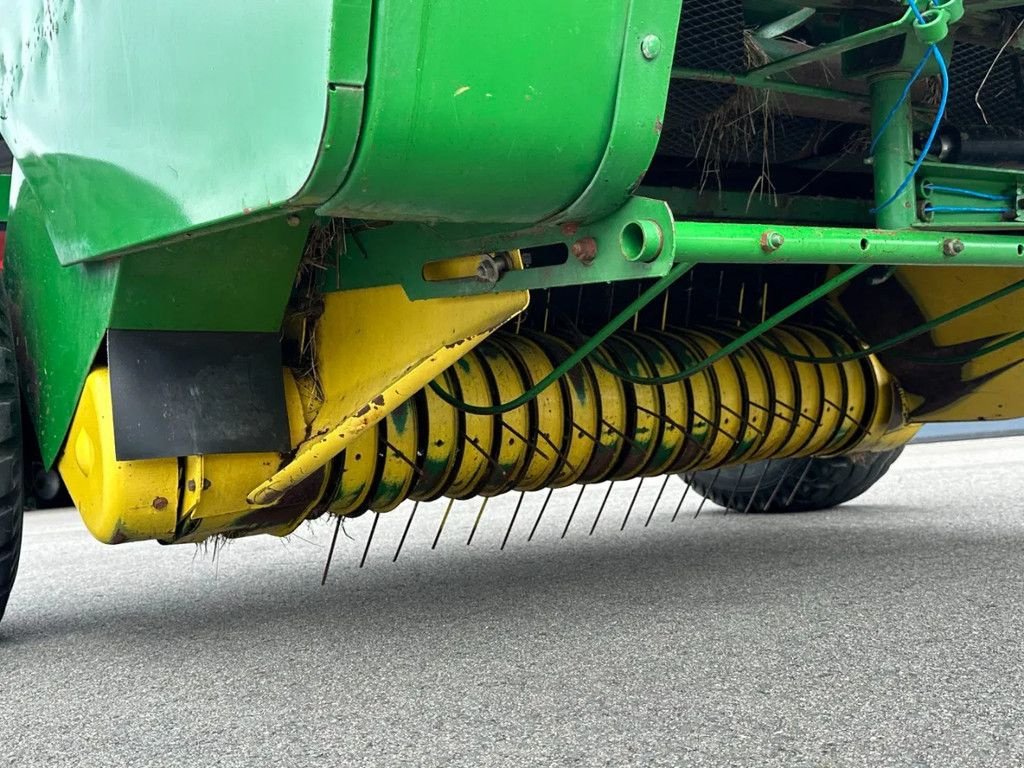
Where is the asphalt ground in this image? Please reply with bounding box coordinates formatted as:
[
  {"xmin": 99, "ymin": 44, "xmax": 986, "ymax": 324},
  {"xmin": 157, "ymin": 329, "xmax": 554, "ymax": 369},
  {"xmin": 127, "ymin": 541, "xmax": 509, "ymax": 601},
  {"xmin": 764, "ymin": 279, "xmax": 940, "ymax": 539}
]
[{"xmin": 2, "ymin": 437, "xmax": 1023, "ymax": 767}]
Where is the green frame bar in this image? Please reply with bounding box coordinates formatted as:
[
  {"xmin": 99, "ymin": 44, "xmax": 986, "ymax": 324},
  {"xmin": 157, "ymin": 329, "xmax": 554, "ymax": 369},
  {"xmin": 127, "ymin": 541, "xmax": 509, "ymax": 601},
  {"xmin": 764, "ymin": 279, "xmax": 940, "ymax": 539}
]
[{"xmin": 674, "ymin": 221, "xmax": 1024, "ymax": 267}]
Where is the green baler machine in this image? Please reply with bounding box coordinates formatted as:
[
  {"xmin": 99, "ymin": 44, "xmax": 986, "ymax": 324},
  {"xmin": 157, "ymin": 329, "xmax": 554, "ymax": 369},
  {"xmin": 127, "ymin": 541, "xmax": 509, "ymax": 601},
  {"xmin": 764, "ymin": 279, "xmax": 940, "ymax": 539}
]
[{"xmin": 1, "ymin": 0, "xmax": 1023, "ymax": 623}]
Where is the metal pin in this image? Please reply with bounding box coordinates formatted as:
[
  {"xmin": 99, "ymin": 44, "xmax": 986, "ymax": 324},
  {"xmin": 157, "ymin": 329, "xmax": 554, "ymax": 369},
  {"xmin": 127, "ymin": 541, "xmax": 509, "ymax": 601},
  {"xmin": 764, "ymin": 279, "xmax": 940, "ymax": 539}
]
[
  {"xmin": 645, "ymin": 476, "xmax": 670, "ymax": 527},
  {"xmin": 574, "ymin": 285, "xmax": 584, "ymax": 328},
  {"xmin": 763, "ymin": 460, "xmax": 798, "ymax": 511},
  {"xmin": 393, "ymin": 501, "xmax": 420, "ymax": 562},
  {"xmin": 761, "ymin": 281, "xmax": 769, "ymax": 323},
  {"xmin": 694, "ymin": 468, "xmax": 721, "ymax": 519},
  {"xmin": 543, "ymin": 289, "xmax": 551, "ymax": 334},
  {"xmin": 633, "ymin": 284, "xmax": 642, "ymax": 332},
  {"xmin": 359, "ymin": 512, "xmax": 380, "ymax": 568},
  {"xmin": 536, "ymin": 430, "xmax": 578, "ymax": 476},
  {"xmin": 743, "ymin": 461, "xmax": 773, "ymax": 514},
  {"xmin": 528, "ymin": 488, "xmax": 555, "ymax": 541},
  {"xmin": 502, "ymin": 421, "xmax": 550, "ymax": 461},
  {"xmin": 672, "ymin": 477, "xmax": 693, "ymax": 522},
  {"xmin": 601, "ymin": 419, "xmax": 647, "ymax": 454},
  {"xmin": 660, "ymin": 289, "xmax": 670, "ymax": 332},
  {"xmin": 620, "ymin": 479, "xmax": 644, "ymax": 531},
  {"xmin": 589, "ymin": 482, "xmax": 615, "ymax": 535},
  {"xmin": 572, "ymin": 421, "xmax": 601, "ymax": 445},
  {"xmin": 466, "ymin": 497, "xmax": 489, "ymax": 546},
  {"xmin": 501, "ymin": 492, "xmax": 527, "ymax": 551},
  {"xmin": 784, "ymin": 459, "xmax": 814, "ymax": 508},
  {"xmin": 561, "ymin": 485, "xmax": 587, "ymax": 538},
  {"xmin": 466, "ymin": 435, "xmax": 511, "ymax": 483},
  {"xmin": 432, "ymin": 497, "xmax": 456, "ymax": 550},
  {"xmin": 736, "ymin": 282, "xmax": 746, "ymax": 328},
  {"xmin": 726, "ymin": 464, "xmax": 747, "ymax": 512},
  {"xmin": 321, "ymin": 515, "xmax": 343, "ymax": 585},
  {"xmin": 384, "ymin": 440, "xmax": 426, "ymax": 480}
]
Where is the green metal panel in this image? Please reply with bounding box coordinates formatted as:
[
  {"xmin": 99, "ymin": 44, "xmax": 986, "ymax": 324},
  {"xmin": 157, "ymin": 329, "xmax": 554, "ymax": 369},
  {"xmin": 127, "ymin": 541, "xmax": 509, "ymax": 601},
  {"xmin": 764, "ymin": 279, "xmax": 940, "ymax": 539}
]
[
  {"xmin": 4, "ymin": 172, "xmax": 118, "ymax": 466},
  {"xmin": 0, "ymin": 174, "xmax": 9, "ymax": 222},
  {"xmin": 318, "ymin": 0, "xmax": 678, "ymax": 224},
  {"xmin": 0, "ymin": 0, "xmax": 348, "ymax": 264},
  {"xmin": 329, "ymin": 197, "xmax": 678, "ymax": 299},
  {"xmin": 4, "ymin": 169, "xmax": 308, "ymax": 467}
]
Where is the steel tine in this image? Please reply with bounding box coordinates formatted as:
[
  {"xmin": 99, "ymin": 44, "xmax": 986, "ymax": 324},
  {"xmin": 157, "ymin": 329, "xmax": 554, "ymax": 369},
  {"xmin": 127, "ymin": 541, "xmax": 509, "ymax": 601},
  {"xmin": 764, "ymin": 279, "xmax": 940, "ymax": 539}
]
[
  {"xmin": 359, "ymin": 512, "xmax": 380, "ymax": 568},
  {"xmin": 726, "ymin": 463, "xmax": 747, "ymax": 512},
  {"xmin": 620, "ymin": 479, "xmax": 644, "ymax": 531},
  {"xmin": 589, "ymin": 482, "xmax": 615, "ymax": 535},
  {"xmin": 561, "ymin": 485, "xmax": 587, "ymax": 538},
  {"xmin": 321, "ymin": 515, "xmax": 343, "ymax": 586},
  {"xmin": 694, "ymin": 468, "xmax": 721, "ymax": 519},
  {"xmin": 763, "ymin": 461, "xmax": 798, "ymax": 511},
  {"xmin": 743, "ymin": 461, "xmax": 773, "ymax": 514},
  {"xmin": 501, "ymin": 492, "xmax": 527, "ymax": 551},
  {"xmin": 528, "ymin": 488, "xmax": 555, "ymax": 542},
  {"xmin": 432, "ymin": 497, "xmax": 456, "ymax": 550},
  {"xmin": 466, "ymin": 497, "xmax": 489, "ymax": 546},
  {"xmin": 645, "ymin": 476, "xmax": 671, "ymax": 527},
  {"xmin": 393, "ymin": 501, "xmax": 420, "ymax": 562},
  {"xmin": 784, "ymin": 460, "xmax": 814, "ymax": 508},
  {"xmin": 672, "ymin": 476, "xmax": 694, "ymax": 522}
]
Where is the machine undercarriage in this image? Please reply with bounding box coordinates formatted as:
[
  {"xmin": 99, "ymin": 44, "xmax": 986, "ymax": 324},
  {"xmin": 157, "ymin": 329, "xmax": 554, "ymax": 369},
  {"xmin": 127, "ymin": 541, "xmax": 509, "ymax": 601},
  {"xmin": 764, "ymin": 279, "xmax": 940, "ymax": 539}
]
[{"xmin": 0, "ymin": 0, "xmax": 1023, "ymax": 621}]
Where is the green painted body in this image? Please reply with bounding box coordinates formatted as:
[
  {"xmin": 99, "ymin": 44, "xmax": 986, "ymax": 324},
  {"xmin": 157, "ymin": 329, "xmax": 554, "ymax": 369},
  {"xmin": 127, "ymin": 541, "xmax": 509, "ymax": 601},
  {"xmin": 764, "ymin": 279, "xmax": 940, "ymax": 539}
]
[
  {"xmin": 0, "ymin": 0, "xmax": 1022, "ymax": 469},
  {"xmin": 0, "ymin": 0, "xmax": 676, "ymax": 464}
]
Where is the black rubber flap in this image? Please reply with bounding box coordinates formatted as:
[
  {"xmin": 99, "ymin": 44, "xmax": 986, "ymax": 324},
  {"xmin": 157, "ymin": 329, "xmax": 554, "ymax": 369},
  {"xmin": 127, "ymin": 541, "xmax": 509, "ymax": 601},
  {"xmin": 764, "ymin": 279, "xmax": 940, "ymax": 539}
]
[{"xmin": 108, "ymin": 330, "xmax": 290, "ymax": 460}]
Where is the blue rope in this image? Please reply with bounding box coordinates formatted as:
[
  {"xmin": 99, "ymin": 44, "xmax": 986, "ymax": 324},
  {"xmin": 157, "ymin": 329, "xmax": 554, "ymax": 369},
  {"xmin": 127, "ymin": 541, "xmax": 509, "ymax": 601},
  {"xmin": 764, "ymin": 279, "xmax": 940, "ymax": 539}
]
[
  {"xmin": 869, "ymin": 53, "xmax": 930, "ymax": 156},
  {"xmin": 923, "ymin": 205, "xmax": 1013, "ymax": 214},
  {"xmin": 872, "ymin": 0, "xmax": 950, "ymax": 216},
  {"xmin": 923, "ymin": 183, "xmax": 1015, "ymax": 202}
]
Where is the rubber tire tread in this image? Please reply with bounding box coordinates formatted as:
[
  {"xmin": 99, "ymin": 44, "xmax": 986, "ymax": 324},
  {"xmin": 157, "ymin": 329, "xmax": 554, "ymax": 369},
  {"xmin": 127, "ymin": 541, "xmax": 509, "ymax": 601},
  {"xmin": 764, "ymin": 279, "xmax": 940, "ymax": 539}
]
[
  {"xmin": 685, "ymin": 449, "xmax": 903, "ymax": 513},
  {"xmin": 0, "ymin": 285, "xmax": 23, "ymax": 627}
]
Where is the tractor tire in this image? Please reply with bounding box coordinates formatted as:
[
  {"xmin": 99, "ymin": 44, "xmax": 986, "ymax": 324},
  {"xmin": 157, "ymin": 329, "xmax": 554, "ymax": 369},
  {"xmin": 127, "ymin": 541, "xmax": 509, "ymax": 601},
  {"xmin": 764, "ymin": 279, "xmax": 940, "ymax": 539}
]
[
  {"xmin": 0, "ymin": 287, "xmax": 23, "ymax": 626},
  {"xmin": 685, "ymin": 448, "xmax": 903, "ymax": 514}
]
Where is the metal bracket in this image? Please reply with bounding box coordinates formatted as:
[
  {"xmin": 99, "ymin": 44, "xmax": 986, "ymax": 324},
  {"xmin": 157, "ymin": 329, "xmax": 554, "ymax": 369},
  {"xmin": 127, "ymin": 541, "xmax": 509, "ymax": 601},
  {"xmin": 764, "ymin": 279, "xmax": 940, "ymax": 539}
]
[{"xmin": 328, "ymin": 196, "xmax": 677, "ymax": 300}]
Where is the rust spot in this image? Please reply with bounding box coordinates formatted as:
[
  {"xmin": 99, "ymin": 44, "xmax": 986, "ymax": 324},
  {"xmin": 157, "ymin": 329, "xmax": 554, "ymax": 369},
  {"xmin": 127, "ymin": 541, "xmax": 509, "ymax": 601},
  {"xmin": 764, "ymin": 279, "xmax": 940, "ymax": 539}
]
[
  {"xmin": 371, "ymin": 394, "xmax": 385, "ymax": 407},
  {"xmin": 152, "ymin": 496, "xmax": 169, "ymax": 511},
  {"xmin": 570, "ymin": 237, "xmax": 598, "ymax": 266},
  {"xmin": 654, "ymin": 118, "xmax": 663, "ymax": 134},
  {"xmin": 202, "ymin": 478, "xmax": 212, "ymax": 490},
  {"xmin": 560, "ymin": 222, "xmax": 580, "ymax": 237},
  {"xmin": 186, "ymin": 480, "xmax": 196, "ymax": 492},
  {"xmin": 355, "ymin": 404, "xmax": 372, "ymax": 417}
]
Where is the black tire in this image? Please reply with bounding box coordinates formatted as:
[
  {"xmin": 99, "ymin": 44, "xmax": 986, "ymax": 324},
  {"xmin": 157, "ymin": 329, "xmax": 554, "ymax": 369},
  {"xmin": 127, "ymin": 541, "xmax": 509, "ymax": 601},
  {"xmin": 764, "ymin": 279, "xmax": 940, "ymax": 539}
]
[
  {"xmin": 0, "ymin": 287, "xmax": 23, "ymax": 626},
  {"xmin": 685, "ymin": 448, "xmax": 903, "ymax": 513}
]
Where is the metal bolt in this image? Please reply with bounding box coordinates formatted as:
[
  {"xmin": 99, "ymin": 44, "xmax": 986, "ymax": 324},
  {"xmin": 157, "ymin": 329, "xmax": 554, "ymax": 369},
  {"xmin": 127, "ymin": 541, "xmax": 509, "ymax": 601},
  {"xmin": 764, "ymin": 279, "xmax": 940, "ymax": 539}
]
[
  {"xmin": 571, "ymin": 237, "xmax": 598, "ymax": 266},
  {"xmin": 475, "ymin": 253, "xmax": 511, "ymax": 284},
  {"xmin": 286, "ymin": 214, "xmax": 302, "ymax": 227},
  {"xmin": 641, "ymin": 34, "xmax": 662, "ymax": 60},
  {"xmin": 760, "ymin": 231, "xmax": 785, "ymax": 253},
  {"xmin": 942, "ymin": 237, "xmax": 965, "ymax": 258}
]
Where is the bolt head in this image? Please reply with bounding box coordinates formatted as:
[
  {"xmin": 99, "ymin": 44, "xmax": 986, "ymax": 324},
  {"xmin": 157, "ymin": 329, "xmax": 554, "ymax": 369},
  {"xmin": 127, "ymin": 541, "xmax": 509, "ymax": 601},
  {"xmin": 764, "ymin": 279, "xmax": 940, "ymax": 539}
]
[
  {"xmin": 942, "ymin": 238, "xmax": 965, "ymax": 257},
  {"xmin": 286, "ymin": 214, "xmax": 302, "ymax": 228},
  {"xmin": 641, "ymin": 34, "xmax": 662, "ymax": 61}
]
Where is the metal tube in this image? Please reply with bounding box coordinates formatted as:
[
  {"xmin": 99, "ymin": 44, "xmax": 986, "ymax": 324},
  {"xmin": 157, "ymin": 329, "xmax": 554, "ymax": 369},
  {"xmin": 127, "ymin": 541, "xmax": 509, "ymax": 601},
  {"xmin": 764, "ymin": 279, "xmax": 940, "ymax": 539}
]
[
  {"xmin": 674, "ymin": 221, "xmax": 1024, "ymax": 267},
  {"xmin": 870, "ymin": 76, "xmax": 918, "ymax": 228},
  {"xmin": 750, "ymin": 12, "xmax": 912, "ymax": 79},
  {"xmin": 670, "ymin": 67, "xmax": 866, "ymax": 104}
]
